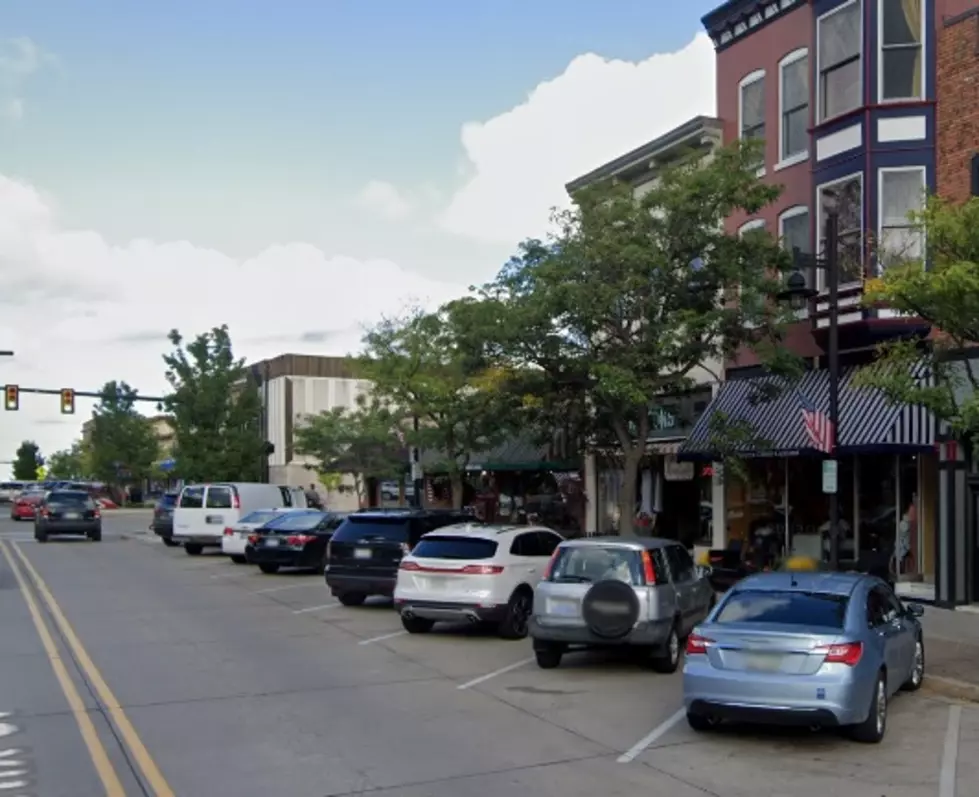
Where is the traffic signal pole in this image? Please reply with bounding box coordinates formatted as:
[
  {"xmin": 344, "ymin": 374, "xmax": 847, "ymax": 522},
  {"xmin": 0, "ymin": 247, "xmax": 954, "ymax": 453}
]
[{"xmin": 3, "ymin": 385, "xmax": 167, "ymax": 412}]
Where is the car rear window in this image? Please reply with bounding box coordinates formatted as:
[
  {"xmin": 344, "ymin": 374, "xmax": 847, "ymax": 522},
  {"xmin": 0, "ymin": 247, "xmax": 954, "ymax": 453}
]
[
  {"xmin": 47, "ymin": 491, "xmax": 94, "ymax": 508},
  {"xmin": 205, "ymin": 486, "xmax": 233, "ymax": 509},
  {"xmin": 332, "ymin": 516, "xmax": 411, "ymax": 543},
  {"xmin": 411, "ymin": 536, "xmax": 498, "ymax": 560},
  {"xmin": 714, "ymin": 590, "xmax": 849, "ymax": 629},
  {"xmin": 157, "ymin": 493, "xmax": 178, "ymax": 509},
  {"xmin": 548, "ymin": 545, "xmax": 643, "ymax": 586},
  {"xmin": 178, "ymin": 486, "xmax": 204, "ymax": 508},
  {"xmin": 266, "ymin": 512, "xmax": 327, "ymax": 531}
]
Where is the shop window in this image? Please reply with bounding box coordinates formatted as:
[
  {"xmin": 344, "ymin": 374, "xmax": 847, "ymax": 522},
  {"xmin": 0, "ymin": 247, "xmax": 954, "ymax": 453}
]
[
  {"xmin": 879, "ymin": 0, "xmax": 924, "ymax": 101},
  {"xmin": 818, "ymin": 0, "xmax": 862, "ymax": 121},
  {"xmin": 897, "ymin": 454, "xmax": 919, "ymax": 578},
  {"xmin": 784, "ymin": 457, "xmax": 855, "ymax": 563}
]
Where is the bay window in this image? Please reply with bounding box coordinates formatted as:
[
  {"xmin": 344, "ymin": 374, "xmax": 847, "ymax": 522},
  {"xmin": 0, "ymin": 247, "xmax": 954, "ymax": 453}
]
[
  {"xmin": 818, "ymin": 0, "xmax": 862, "ymax": 121},
  {"xmin": 879, "ymin": 167, "xmax": 926, "ymax": 269},
  {"xmin": 817, "ymin": 175, "xmax": 863, "ymax": 288},
  {"xmin": 779, "ymin": 50, "xmax": 809, "ymax": 163},
  {"xmin": 880, "ymin": 0, "xmax": 923, "ymax": 101}
]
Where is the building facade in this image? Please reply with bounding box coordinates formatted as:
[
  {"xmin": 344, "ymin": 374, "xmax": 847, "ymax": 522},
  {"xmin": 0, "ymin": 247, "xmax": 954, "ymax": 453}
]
[{"xmin": 689, "ymin": 0, "xmax": 979, "ymax": 605}]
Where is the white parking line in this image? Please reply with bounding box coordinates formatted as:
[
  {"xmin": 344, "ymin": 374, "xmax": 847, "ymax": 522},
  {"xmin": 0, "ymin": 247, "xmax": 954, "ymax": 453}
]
[
  {"xmin": 617, "ymin": 708, "xmax": 686, "ymax": 763},
  {"xmin": 456, "ymin": 656, "xmax": 535, "ymax": 690},
  {"xmin": 292, "ymin": 603, "xmax": 341, "ymax": 614},
  {"xmin": 253, "ymin": 583, "xmax": 323, "ymax": 594},
  {"xmin": 939, "ymin": 704, "xmax": 961, "ymax": 797},
  {"xmin": 359, "ymin": 630, "xmax": 407, "ymax": 645}
]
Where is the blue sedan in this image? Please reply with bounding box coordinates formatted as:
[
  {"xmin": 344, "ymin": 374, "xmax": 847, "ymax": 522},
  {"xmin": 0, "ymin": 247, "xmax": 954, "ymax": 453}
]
[{"xmin": 682, "ymin": 571, "xmax": 925, "ymax": 743}]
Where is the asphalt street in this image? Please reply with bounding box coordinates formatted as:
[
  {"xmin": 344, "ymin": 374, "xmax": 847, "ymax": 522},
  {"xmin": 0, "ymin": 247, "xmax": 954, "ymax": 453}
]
[{"xmin": 0, "ymin": 510, "xmax": 973, "ymax": 797}]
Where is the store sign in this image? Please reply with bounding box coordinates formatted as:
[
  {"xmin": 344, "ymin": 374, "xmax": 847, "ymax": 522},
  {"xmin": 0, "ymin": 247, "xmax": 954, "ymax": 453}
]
[
  {"xmin": 649, "ymin": 407, "xmax": 678, "ymax": 432},
  {"xmin": 664, "ymin": 456, "xmax": 694, "ymax": 482},
  {"xmin": 822, "ymin": 459, "xmax": 838, "ymax": 494}
]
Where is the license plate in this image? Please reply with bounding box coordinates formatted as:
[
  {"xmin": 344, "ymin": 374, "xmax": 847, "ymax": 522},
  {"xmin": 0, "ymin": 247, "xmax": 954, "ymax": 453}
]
[
  {"xmin": 353, "ymin": 548, "xmax": 371, "ymax": 559},
  {"xmin": 64, "ymin": 512, "xmax": 80, "ymax": 520},
  {"xmin": 744, "ymin": 652, "xmax": 783, "ymax": 672},
  {"xmin": 206, "ymin": 515, "xmax": 223, "ymax": 524},
  {"xmin": 548, "ymin": 600, "xmax": 578, "ymax": 617},
  {"xmin": 265, "ymin": 538, "xmax": 279, "ymax": 547}
]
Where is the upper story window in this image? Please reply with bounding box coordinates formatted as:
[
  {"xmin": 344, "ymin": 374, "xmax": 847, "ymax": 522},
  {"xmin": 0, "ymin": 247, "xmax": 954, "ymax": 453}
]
[
  {"xmin": 879, "ymin": 0, "xmax": 924, "ymax": 101},
  {"xmin": 778, "ymin": 49, "xmax": 809, "ymax": 164},
  {"xmin": 818, "ymin": 0, "xmax": 862, "ymax": 122},
  {"xmin": 817, "ymin": 174, "xmax": 864, "ymax": 289},
  {"xmin": 739, "ymin": 70, "xmax": 766, "ymax": 171},
  {"xmin": 779, "ymin": 206, "xmax": 811, "ymax": 317},
  {"xmin": 878, "ymin": 166, "xmax": 926, "ymax": 270}
]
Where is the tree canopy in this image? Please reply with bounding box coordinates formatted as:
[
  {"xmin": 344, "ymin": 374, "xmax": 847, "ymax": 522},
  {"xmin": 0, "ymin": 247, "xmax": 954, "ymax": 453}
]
[
  {"xmin": 86, "ymin": 381, "xmax": 159, "ymax": 485},
  {"xmin": 13, "ymin": 440, "xmax": 43, "ymax": 481},
  {"xmin": 46, "ymin": 441, "xmax": 90, "ymax": 480},
  {"xmin": 858, "ymin": 196, "xmax": 979, "ymax": 445},
  {"xmin": 163, "ymin": 325, "xmax": 265, "ymax": 483}
]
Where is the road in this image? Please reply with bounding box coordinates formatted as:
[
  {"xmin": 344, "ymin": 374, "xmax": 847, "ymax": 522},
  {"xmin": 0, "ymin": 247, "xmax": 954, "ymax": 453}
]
[{"xmin": 0, "ymin": 511, "xmax": 972, "ymax": 797}]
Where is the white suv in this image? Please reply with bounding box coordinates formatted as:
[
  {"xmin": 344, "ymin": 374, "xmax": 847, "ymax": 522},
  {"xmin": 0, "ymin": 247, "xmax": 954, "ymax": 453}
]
[{"xmin": 393, "ymin": 523, "xmax": 564, "ymax": 639}]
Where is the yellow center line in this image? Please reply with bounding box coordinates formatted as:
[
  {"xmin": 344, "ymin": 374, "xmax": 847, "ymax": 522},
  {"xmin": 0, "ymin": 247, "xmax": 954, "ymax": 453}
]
[
  {"xmin": 10, "ymin": 540, "xmax": 176, "ymax": 797},
  {"xmin": 0, "ymin": 540, "xmax": 126, "ymax": 796}
]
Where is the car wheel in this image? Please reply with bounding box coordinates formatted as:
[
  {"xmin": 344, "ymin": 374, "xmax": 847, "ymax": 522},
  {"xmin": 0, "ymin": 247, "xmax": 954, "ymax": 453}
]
[
  {"xmin": 850, "ymin": 671, "xmax": 887, "ymax": 743},
  {"xmin": 337, "ymin": 592, "xmax": 366, "ymax": 607},
  {"xmin": 649, "ymin": 623, "xmax": 681, "ymax": 673},
  {"xmin": 88, "ymin": 528, "xmax": 102, "ymax": 542},
  {"xmin": 686, "ymin": 712, "xmax": 718, "ymax": 732},
  {"xmin": 401, "ymin": 615, "xmax": 435, "ymax": 634},
  {"xmin": 184, "ymin": 544, "xmax": 203, "ymax": 556},
  {"xmin": 498, "ymin": 589, "xmax": 533, "ymax": 640},
  {"xmin": 230, "ymin": 555, "xmax": 247, "ymax": 564},
  {"xmin": 34, "ymin": 526, "xmax": 47, "ymax": 543},
  {"xmin": 162, "ymin": 538, "xmax": 179, "ymax": 548},
  {"xmin": 258, "ymin": 563, "xmax": 280, "ymax": 574},
  {"xmin": 902, "ymin": 637, "xmax": 925, "ymax": 692},
  {"xmin": 534, "ymin": 646, "xmax": 563, "ymax": 669}
]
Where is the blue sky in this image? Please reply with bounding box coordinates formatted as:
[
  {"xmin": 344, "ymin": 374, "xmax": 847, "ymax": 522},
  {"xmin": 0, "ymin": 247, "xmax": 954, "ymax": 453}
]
[{"xmin": 0, "ymin": 1, "xmax": 719, "ymax": 467}]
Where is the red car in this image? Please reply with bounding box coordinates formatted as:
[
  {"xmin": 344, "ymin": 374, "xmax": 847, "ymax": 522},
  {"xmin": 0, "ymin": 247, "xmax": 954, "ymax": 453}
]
[{"xmin": 10, "ymin": 493, "xmax": 42, "ymax": 520}]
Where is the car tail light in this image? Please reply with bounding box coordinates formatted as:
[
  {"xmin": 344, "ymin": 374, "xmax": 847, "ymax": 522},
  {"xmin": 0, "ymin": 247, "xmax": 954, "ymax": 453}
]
[
  {"xmin": 400, "ymin": 561, "xmax": 421, "ymax": 571},
  {"xmin": 247, "ymin": 534, "xmax": 259, "ymax": 545},
  {"xmin": 542, "ymin": 548, "xmax": 561, "ymax": 580},
  {"xmin": 286, "ymin": 534, "xmax": 316, "ymax": 546},
  {"xmin": 231, "ymin": 491, "xmax": 240, "ymax": 509},
  {"xmin": 93, "ymin": 508, "xmax": 101, "ymax": 518},
  {"xmin": 817, "ymin": 642, "xmax": 863, "ymax": 667},
  {"xmin": 39, "ymin": 508, "xmax": 49, "ymax": 518},
  {"xmin": 685, "ymin": 633, "xmax": 712, "ymax": 655},
  {"xmin": 460, "ymin": 564, "xmax": 504, "ymax": 575},
  {"xmin": 223, "ymin": 527, "xmax": 234, "ymax": 536},
  {"xmin": 641, "ymin": 549, "xmax": 657, "ymax": 585}
]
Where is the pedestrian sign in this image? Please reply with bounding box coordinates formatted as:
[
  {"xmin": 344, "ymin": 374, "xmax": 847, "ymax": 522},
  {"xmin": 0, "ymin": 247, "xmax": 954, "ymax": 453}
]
[{"xmin": 822, "ymin": 459, "xmax": 837, "ymax": 494}]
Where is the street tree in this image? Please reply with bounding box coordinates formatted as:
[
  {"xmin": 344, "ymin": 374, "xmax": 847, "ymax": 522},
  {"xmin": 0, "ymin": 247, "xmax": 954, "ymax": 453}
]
[
  {"xmin": 13, "ymin": 441, "xmax": 43, "ymax": 481},
  {"xmin": 361, "ymin": 307, "xmax": 520, "ymax": 508},
  {"xmin": 87, "ymin": 381, "xmax": 160, "ymax": 486},
  {"xmin": 163, "ymin": 325, "xmax": 265, "ymax": 483},
  {"xmin": 46, "ymin": 441, "xmax": 89, "ymax": 480},
  {"xmin": 464, "ymin": 141, "xmax": 797, "ymax": 532},
  {"xmin": 294, "ymin": 393, "xmax": 408, "ymax": 504},
  {"xmin": 856, "ymin": 196, "xmax": 979, "ymax": 445}
]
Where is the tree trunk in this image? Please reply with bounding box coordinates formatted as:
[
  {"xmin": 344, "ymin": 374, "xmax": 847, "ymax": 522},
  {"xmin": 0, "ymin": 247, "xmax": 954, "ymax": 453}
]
[
  {"xmin": 617, "ymin": 447, "xmax": 644, "ymax": 537},
  {"xmin": 354, "ymin": 474, "xmax": 366, "ymax": 508},
  {"xmin": 450, "ymin": 471, "xmax": 465, "ymax": 510}
]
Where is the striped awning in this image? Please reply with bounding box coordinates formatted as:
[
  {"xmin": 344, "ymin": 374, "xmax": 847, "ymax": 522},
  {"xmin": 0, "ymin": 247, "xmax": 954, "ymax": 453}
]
[{"xmin": 678, "ymin": 364, "xmax": 935, "ymax": 460}]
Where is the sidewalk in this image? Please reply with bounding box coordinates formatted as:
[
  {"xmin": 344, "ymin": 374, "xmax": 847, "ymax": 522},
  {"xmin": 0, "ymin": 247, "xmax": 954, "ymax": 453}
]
[{"xmin": 921, "ymin": 607, "xmax": 979, "ymax": 702}]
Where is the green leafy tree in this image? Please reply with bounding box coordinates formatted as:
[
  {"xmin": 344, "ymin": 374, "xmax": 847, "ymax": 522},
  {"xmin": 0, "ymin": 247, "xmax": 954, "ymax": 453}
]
[
  {"xmin": 13, "ymin": 441, "xmax": 43, "ymax": 481},
  {"xmin": 163, "ymin": 325, "xmax": 265, "ymax": 483},
  {"xmin": 361, "ymin": 307, "xmax": 520, "ymax": 508},
  {"xmin": 464, "ymin": 142, "xmax": 797, "ymax": 532},
  {"xmin": 46, "ymin": 441, "xmax": 89, "ymax": 480},
  {"xmin": 294, "ymin": 393, "xmax": 408, "ymax": 504},
  {"xmin": 856, "ymin": 196, "xmax": 979, "ymax": 445},
  {"xmin": 87, "ymin": 381, "xmax": 160, "ymax": 486}
]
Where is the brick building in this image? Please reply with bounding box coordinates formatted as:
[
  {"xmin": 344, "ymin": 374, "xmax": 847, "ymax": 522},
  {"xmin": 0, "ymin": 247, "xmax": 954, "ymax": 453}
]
[{"xmin": 937, "ymin": 2, "xmax": 979, "ymax": 201}]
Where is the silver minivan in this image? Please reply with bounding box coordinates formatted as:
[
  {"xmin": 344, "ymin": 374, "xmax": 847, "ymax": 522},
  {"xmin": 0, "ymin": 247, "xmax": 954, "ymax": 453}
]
[{"xmin": 530, "ymin": 537, "xmax": 715, "ymax": 671}]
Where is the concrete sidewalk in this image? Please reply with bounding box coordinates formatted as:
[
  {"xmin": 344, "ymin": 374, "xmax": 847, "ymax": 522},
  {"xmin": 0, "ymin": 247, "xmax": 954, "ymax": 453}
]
[{"xmin": 921, "ymin": 607, "xmax": 979, "ymax": 702}]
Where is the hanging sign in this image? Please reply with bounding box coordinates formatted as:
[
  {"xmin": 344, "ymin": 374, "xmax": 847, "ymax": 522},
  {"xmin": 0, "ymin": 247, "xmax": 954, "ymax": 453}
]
[{"xmin": 822, "ymin": 459, "xmax": 838, "ymax": 494}]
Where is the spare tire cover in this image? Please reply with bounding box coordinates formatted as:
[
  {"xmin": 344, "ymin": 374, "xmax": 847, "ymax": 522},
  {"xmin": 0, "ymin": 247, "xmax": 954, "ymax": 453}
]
[{"xmin": 581, "ymin": 580, "xmax": 640, "ymax": 639}]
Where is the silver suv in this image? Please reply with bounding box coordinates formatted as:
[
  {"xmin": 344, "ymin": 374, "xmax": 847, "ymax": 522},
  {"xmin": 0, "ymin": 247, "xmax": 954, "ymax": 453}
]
[{"xmin": 530, "ymin": 537, "xmax": 715, "ymax": 672}]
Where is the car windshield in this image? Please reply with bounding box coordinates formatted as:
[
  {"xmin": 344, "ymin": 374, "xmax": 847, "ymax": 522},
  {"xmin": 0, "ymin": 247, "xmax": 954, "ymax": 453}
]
[
  {"xmin": 332, "ymin": 516, "xmax": 411, "ymax": 543},
  {"xmin": 46, "ymin": 491, "xmax": 94, "ymax": 508},
  {"xmin": 265, "ymin": 511, "xmax": 327, "ymax": 531},
  {"xmin": 411, "ymin": 536, "xmax": 498, "ymax": 560},
  {"xmin": 549, "ymin": 546, "xmax": 642, "ymax": 585},
  {"xmin": 714, "ymin": 589, "xmax": 849, "ymax": 629},
  {"xmin": 240, "ymin": 510, "xmax": 282, "ymax": 525}
]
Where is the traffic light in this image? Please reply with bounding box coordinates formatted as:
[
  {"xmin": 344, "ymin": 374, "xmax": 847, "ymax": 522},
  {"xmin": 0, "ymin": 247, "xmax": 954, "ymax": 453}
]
[
  {"xmin": 4, "ymin": 384, "xmax": 18, "ymax": 411},
  {"xmin": 60, "ymin": 388, "xmax": 75, "ymax": 415}
]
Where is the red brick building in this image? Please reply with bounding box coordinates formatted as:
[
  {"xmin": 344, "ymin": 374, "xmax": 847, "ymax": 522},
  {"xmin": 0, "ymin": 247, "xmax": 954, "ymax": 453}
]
[{"xmin": 937, "ymin": 2, "xmax": 979, "ymax": 201}]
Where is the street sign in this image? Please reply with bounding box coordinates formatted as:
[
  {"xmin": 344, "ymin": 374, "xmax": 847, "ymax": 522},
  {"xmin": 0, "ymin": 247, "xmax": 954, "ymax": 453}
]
[{"xmin": 822, "ymin": 459, "xmax": 838, "ymax": 494}]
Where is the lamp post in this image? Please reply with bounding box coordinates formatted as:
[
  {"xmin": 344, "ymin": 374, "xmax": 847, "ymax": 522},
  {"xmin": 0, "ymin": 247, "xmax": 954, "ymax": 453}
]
[{"xmin": 777, "ymin": 190, "xmax": 842, "ymax": 570}]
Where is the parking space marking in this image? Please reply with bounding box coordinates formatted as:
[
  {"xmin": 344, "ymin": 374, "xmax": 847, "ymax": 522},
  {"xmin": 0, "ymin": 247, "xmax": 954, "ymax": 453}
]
[
  {"xmin": 359, "ymin": 630, "xmax": 407, "ymax": 645},
  {"xmin": 940, "ymin": 704, "xmax": 961, "ymax": 797},
  {"xmin": 616, "ymin": 708, "xmax": 686, "ymax": 763},
  {"xmin": 456, "ymin": 656, "xmax": 535, "ymax": 690},
  {"xmin": 253, "ymin": 582, "xmax": 323, "ymax": 594},
  {"xmin": 292, "ymin": 603, "xmax": 341, "ymax": 614},
  {"xmin": 210, "ymin": 571, "xmax": 252, "ymax": 579}
]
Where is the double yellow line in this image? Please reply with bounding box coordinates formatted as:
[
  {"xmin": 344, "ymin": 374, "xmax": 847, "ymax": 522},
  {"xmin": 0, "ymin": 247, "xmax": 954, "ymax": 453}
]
[{"xmin": 0, "ymin": 540, "xmax": 175, "ymax": 796}]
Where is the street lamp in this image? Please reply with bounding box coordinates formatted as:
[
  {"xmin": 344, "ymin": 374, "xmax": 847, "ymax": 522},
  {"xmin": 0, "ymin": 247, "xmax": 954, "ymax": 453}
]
[{"xmin": 777, "ymin": 190, "xmax": 842, "ymax": 570}]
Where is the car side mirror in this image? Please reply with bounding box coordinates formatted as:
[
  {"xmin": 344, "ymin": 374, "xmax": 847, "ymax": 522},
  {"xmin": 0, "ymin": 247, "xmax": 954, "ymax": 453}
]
[{"xmin": 905, "ymin": 602, "xmax": 925, "ymax": 618}]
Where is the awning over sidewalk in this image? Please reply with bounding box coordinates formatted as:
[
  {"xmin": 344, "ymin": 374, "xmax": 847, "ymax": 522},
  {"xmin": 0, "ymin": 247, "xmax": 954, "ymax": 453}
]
[{"xmin": 678, "ymin": 365, "xmax": 935, "ymax": 460}]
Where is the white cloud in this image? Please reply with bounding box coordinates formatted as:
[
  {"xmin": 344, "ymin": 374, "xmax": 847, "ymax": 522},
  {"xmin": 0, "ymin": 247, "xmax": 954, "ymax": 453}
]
[
  {"xmin": 0, "ymin": 37, "xmax": 55, "ymax": 122},
  {"xmin": 439, "ymin": 33, "xmax": 716, "ymax": 245},
  {"xmin": 0, "ymin": 174, "xmax": 468, "ymax": 473},
  {"xmin": 354, "ymin": 180, "xmax": 414, "ymax": 220}
]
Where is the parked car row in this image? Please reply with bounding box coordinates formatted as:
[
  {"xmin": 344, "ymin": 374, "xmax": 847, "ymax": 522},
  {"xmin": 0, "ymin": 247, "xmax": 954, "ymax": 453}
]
[{"xmin": 150, "ymin": 482, "xmax": 929, "ymax": 746}]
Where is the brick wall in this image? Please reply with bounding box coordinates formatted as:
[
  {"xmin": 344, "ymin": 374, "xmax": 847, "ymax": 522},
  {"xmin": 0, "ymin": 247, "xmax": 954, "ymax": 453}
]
[{"xmin": 937, "ymin": 8, "xmax": 979, "ymax": 202}]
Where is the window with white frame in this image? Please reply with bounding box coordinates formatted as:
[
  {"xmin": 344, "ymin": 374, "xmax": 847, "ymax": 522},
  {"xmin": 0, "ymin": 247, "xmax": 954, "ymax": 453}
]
[
  {"xmin": 739, "ymin": 71, "xmax": 766, "ymax": 169},
  {"xmin": 880, "ymin": 0, "xmax": 923, "ymax": 101},
  {"xmin": 817, "ymin": 175, "xmax": 864, "ymax": 288},
  {"xmin": 818, "ymin": 0, "xmax": 862, "ymax": 121},
  {"xmin": 879, "ymin": 167, "xmax": 925, "ymax": 270},
  {"xmin": 779, "ymin": 50, "xmax": 809, "ymax": 162}
]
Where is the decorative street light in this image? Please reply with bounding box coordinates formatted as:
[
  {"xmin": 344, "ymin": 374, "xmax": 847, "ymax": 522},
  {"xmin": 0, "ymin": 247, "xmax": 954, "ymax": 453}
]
[{"xmin": 777, "ymin": 190, "xmax": 842, "ymax": 570}]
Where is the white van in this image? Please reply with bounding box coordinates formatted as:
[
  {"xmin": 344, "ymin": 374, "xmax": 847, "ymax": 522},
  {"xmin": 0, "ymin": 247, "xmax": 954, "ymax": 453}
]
[{"xmin": 172, "ymin": 483, "xmax": 307, "ymax": 556}]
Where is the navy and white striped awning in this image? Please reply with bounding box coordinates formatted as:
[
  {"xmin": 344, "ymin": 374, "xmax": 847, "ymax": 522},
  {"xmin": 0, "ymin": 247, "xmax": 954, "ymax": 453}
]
[{"xmin": 678, "ymin": 365, "xmax": 935, "ymax": 460}]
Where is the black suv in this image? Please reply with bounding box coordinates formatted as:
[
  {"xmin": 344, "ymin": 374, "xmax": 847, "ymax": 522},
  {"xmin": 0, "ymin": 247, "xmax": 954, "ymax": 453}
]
[
  {"xmin": 325, "ymin": 508, "xmax": 472, "ymax": 606},
  {"xmin": 151, "ymin": 492, "xmax": 180, "ymax": 547}
]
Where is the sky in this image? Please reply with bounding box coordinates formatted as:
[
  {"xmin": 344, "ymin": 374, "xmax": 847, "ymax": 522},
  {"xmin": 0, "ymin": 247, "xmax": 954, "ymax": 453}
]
[{"xmin": 0, "ymin": 0, "xmax": 719, "ymax": 477}]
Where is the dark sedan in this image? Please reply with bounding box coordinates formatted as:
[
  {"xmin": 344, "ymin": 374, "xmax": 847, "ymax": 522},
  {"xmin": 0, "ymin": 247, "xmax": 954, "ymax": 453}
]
[
  {"xmin": 151, "ymin": 492, "xmax": 180, "ymax": 546},
  {"xmin": 247, "ymin": 510, "xmax": 347, "ymax": 574},
  {"xmin": 35, "ymin": 490, "xmax": 102, "ymax": 542}
]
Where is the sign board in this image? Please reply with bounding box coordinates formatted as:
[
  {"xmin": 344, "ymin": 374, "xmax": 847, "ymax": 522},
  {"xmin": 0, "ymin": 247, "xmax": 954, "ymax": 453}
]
[
  {"xmin": 822, "ymin": 459, "xmax": 838, "ymax": 494},
  {"xmin": 663, "ymin": 456, "xmax": 694, "ymax": 482}
]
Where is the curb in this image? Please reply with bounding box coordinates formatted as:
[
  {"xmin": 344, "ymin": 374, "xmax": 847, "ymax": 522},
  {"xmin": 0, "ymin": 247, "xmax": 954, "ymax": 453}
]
[{"xmin": 922, "ymin": 675, "xmax": 979, "ymax": 703}]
